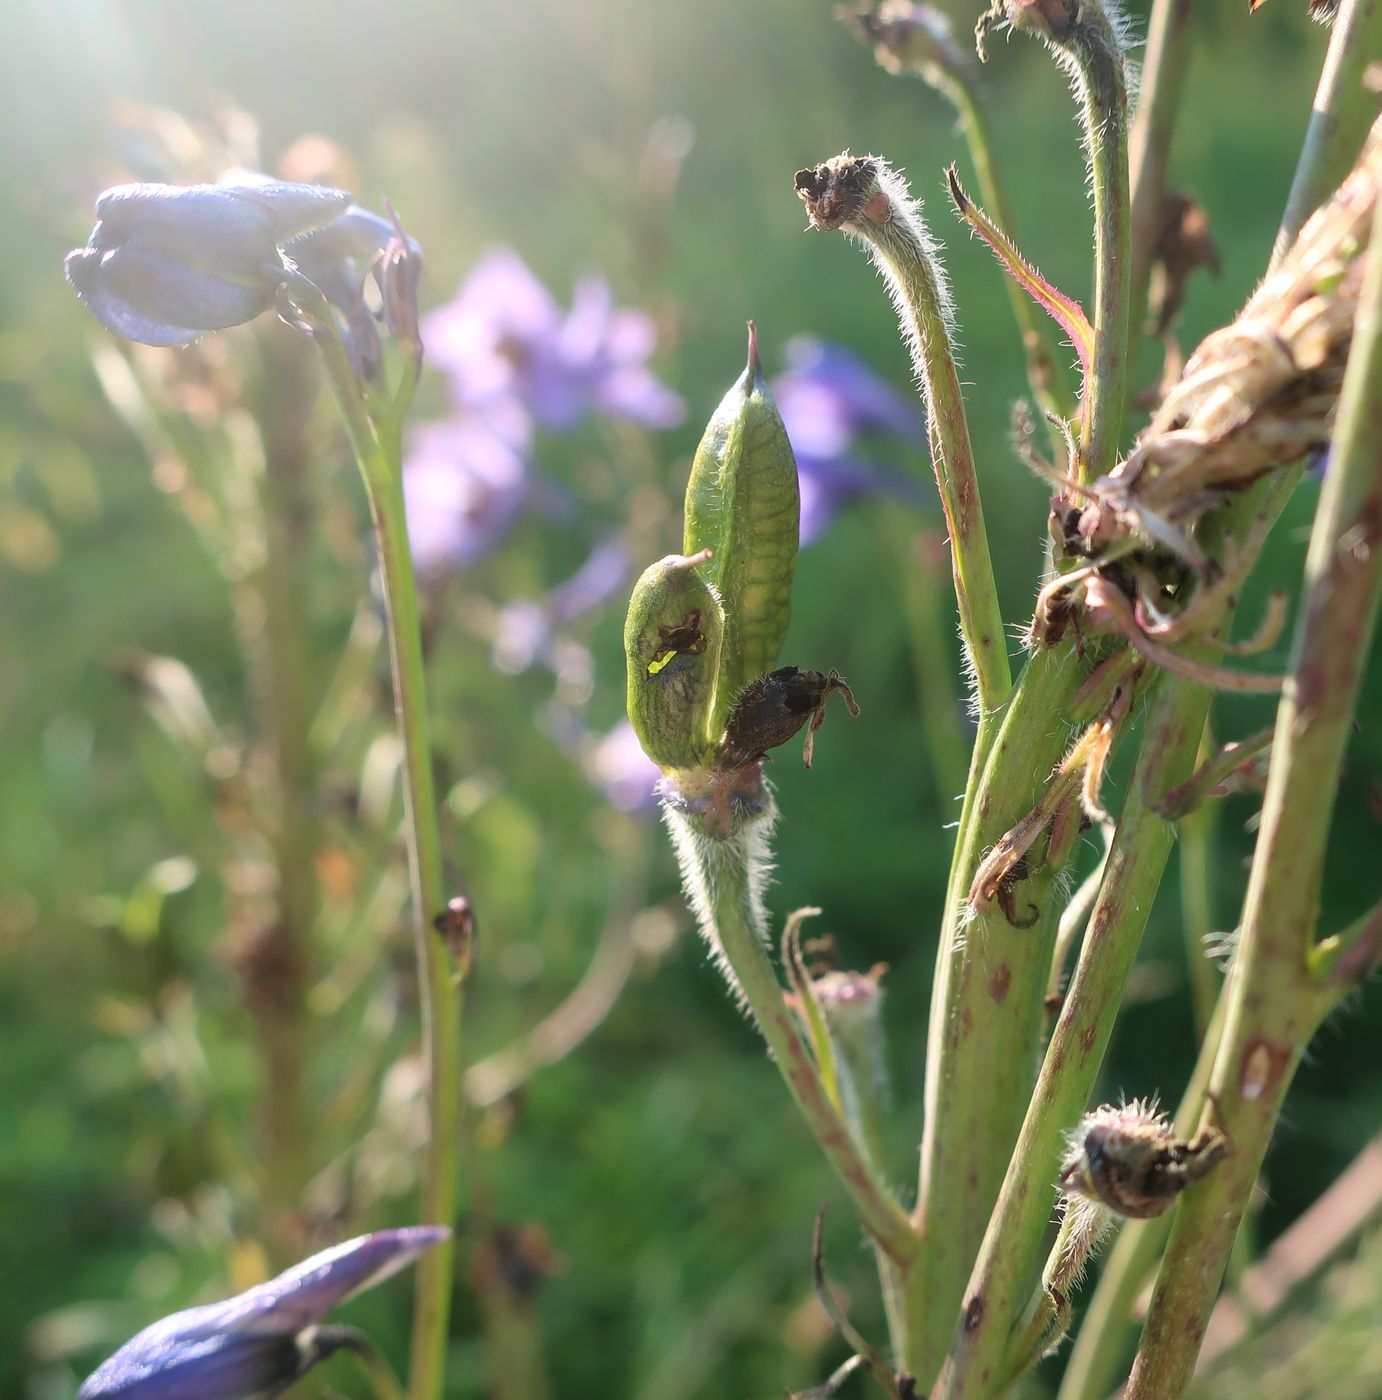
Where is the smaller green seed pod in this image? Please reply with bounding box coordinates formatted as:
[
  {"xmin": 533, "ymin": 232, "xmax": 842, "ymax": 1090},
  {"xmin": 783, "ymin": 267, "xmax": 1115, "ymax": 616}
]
[
  {"xmin": 624, "ymin": 549, "xmax": 725, "ymax": 771},
  {"xmin": 684, "ymin": 322, "xmax": 800, "ymax": 734}
]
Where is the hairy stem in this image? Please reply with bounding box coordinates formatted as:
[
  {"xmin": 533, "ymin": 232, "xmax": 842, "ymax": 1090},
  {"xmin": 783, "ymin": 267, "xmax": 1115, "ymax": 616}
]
[
  {"xmin": 796, "ymin": 154, "xmax": 1012, "ymax": 719},
  {"xmin": 1125, "ymin": 179, "xmax": 1382, "ymax": 1400},
  {"xmin": 663, "ymin": 797, "xmax": 920, "ymax": 1265}
]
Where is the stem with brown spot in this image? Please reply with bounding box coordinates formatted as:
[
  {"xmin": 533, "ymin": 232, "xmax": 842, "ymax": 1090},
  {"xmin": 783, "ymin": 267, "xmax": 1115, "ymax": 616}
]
[{"xmin": 1125, "ymin": 175, "xmax": 1382, "ymax": 1400}]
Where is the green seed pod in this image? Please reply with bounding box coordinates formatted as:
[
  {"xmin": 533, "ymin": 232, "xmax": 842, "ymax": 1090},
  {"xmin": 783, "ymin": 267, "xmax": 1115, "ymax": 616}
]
[
  {"xmin": 683, "ymin": 322, "xmax": 799, "ymax": 733},
  {"xmin": 624, "ymin": 549, "xmax": 725, "ymax": 771}
]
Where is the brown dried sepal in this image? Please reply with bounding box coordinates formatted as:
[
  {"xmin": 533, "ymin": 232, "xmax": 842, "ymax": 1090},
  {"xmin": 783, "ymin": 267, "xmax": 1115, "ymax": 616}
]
[
  {"xmin": 714, "ymin": 666, "xmax": 860, "ymax": 770},
  {"xmin": 1059, "ymin": 1102, "xmax": 1230, "ymax": 1219},
  {"xmin": 794, "ymin": 155, "xmax": 883, "ymax": 232}
]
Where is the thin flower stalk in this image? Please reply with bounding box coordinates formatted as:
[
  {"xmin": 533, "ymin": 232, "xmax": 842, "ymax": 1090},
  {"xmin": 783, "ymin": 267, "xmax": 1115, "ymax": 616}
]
[
  {"xmin": 299, "ymin": 289, "xmax": 462, "ymax": 1400},
  {"xmin": 1125, "ymin": 176, "xmax": 1382, "ymax": 1400},
  {"xmin": 848, "ymin": 1, "xmax": 1076, "ymax": 423}
]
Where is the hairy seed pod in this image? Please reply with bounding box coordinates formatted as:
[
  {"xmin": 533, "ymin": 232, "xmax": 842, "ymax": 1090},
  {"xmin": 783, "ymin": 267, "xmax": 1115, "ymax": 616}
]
[
  {"xmin": 624, "ymin": 550, "xmax": 725, "ymax": 771},
  {"xmin": 683, "ymin": 322, "xmax": 799, "ymax": 733}
]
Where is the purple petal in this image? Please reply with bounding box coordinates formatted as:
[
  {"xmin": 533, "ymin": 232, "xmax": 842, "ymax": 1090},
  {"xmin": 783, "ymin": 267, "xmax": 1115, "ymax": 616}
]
[
  {"xmin": 547, "ymin": 535, "xmax": 631, "ymax": 625},
  {"xmin": 403, "ymin": 420, "xmax": 528, "ymax": 571},
  {"xmin": 79, "ymin": 1228, "xmax": 448, "ymax": 1400},
  {"xmin": 797, "ymin": 454, "xmax": 923, "ymax": 545},
  {"xmin": 590, "ymin": 720, "xmax": 662, "ymax": 813},
  {"xmin": 775, "ymin": 336, "xmax": 923, "ymax": 444},
  {"xmin": 591, "ymin": 366, "xmax": 685, "ymax": 429}
]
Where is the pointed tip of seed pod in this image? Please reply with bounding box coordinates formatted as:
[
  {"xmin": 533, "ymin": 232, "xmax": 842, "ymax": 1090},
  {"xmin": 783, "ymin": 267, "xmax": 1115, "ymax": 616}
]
[
  {"xmin": 746, "ymin": 319, "xmax": 760, "ymax": 379},
  {"xmin": 683, "ymin": 547, "xmax": 714, "ymax": 568},
  {"xmin": 945, "ymin": 163, "xmax": 968, "ymax": 214}
]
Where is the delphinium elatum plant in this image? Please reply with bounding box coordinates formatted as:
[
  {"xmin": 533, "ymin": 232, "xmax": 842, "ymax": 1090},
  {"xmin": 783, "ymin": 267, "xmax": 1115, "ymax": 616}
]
[{"xmin": 64, "ymin": 0, "xmax": 1382, "ymax": 1396}]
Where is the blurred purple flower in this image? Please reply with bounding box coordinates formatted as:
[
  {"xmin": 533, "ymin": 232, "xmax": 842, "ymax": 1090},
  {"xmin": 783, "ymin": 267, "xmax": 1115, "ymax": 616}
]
[
  {"xmin": 771, "ymin": 335, "xmax": 925, "ymax": 543},
  {"xmin": 403, "ymin": 420, "xmax": 528, "ymax": 572},
  {"xmin": 588, "ymin": 720, "xmax": 662, "ymax": 813},
  {"xmin": 492, "ymin": 536, "xmax": 630, "ymax": 696},
  {"xmin": 424, "ymin": 248, "xmax": 684, "ymax": 432},
  {"xmin": 80, "ymin": 1226, "xmax": 448, "ymax": 1400}
]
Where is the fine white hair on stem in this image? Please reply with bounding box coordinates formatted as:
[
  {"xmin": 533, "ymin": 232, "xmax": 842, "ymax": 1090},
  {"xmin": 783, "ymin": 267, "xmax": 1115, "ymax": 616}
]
[{"xmin": 661, "ymin": 797, "xmax": 777, "ymax": 1013}]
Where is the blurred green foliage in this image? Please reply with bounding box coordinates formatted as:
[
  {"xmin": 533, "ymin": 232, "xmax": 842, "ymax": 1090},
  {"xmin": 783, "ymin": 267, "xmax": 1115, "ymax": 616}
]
[{"xmin": 2, "ymin": 1, "xmax": 1381, "ymax": 1396}]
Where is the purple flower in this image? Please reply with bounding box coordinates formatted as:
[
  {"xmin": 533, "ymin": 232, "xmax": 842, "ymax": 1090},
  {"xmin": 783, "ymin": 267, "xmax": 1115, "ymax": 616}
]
[
  {"xmin": 66, "ymin": 179, "xmax": 352, "ymax": 346},
  {"xmin": 79, "ymin": 1226, "xmax": 448, "ymax": 1400},
  {"xmin": 771, "ymin": 336, "xmax": 925, "ymax": 543},
  {"xmin": 403, "ymin": 420, "xmax": 528, "ymax": 572},
  {"xmin": 423, "ymin": 248, "xmax": 684, "ymax": 432},
  {"xmin": 588, "ymin": 720, "xmax": 662, "ymax": 813}
]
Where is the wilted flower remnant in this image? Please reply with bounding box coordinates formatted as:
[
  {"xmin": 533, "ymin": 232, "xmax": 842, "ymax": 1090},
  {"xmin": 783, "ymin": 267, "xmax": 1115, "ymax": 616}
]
[
  {"xmin": 79, "ymin": 1226, "xmax": 448, "ymax": 1400},
  {"xmin": 1059, "ymin": 1099, "xmax": 1229, "ymax": 1220},
  {"xmin": 771, "ymin": 335, "xmax": 924, "ymax": 543}
]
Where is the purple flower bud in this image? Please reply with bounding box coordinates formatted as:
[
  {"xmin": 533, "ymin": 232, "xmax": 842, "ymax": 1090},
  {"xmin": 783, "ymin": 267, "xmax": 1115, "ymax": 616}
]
[
  {"xmin": 79, "ymin": 1226, "xmax": 447, "ymax": 1400},
  {"xmin": 66, "ymin": 180, "xmax": 351, "ymax": 347}
]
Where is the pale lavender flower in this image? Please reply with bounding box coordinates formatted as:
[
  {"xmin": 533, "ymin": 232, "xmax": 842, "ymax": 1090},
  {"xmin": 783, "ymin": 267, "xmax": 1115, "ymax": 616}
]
[
  {"xmin": 589, "ymin": 719, "xmax": 662, "ymax": 813},
  {"xmin": 771, "ymin": 335, "xmax": 924, "ymax": 543},
  {"xmin": 403, "ymin": 420, "xmax": 528, "ymax": 572},
  {"xmin": 79, "ymin": 1226, "xmax": 448, "ymax": 1400},
  {"xmin": 423, "ymin": 248, "xmax": 684, "ymax": 432},
  {"xmin": 66, "ymin": 180, "xmax": 351, "ymax": 346}
]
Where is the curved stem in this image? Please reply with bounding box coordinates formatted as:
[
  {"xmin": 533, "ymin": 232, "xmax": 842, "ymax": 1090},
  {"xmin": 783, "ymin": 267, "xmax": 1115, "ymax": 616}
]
[
  {"xmin": 1126, "ymin": 179, "xmax": 1382, "ymax": 1400},
  {"xmin": 663, "ymin": 799, "xmax": 919, "ymax": 1266},
  {"xmin": 311, "ymin": 325, "xmax": 462, "ymax": 1400}
]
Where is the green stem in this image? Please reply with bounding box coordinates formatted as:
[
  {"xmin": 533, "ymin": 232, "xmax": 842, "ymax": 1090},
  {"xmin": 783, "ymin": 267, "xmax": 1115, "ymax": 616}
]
[
  {"xmin": 1126, "ymin": 0, "xmax": 1199, "ymax": 381},
  {"xmin": 1273, "ymin": 0, "xmax": 1382, "ymax": 268},
  {"xmin": 1125, "ymin": 180, "xmax": 1382, "ymax": 1400},
  {"xmin": 907, "ymin": 642, "xmax": 1091, "ymax": 1383},
  {"xmin": 1177, "ymin": 727, "xmax": 1221, "ymax": 1042},
  {"xmin": 1070, "ymin": 1, "xmax": 1134, "ymax": 483},
  {"xmin": 310, "ymin": 323, "xmax": 462, "ymax": 1400},
  {"xmin": 662, "ymin": 796, "xmax": 919, "ymax": 1266},
  {"xmin": 1055, "ymin": 979, "xmax": 1229, "ymax": 1400},
  {"xmin": 930, "ymin": 667, "xmax": 1210, "ymax": 1399},
  {"xmin": 797, "ymin": 154, "xmax": 1012, "ymax": 718}
]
